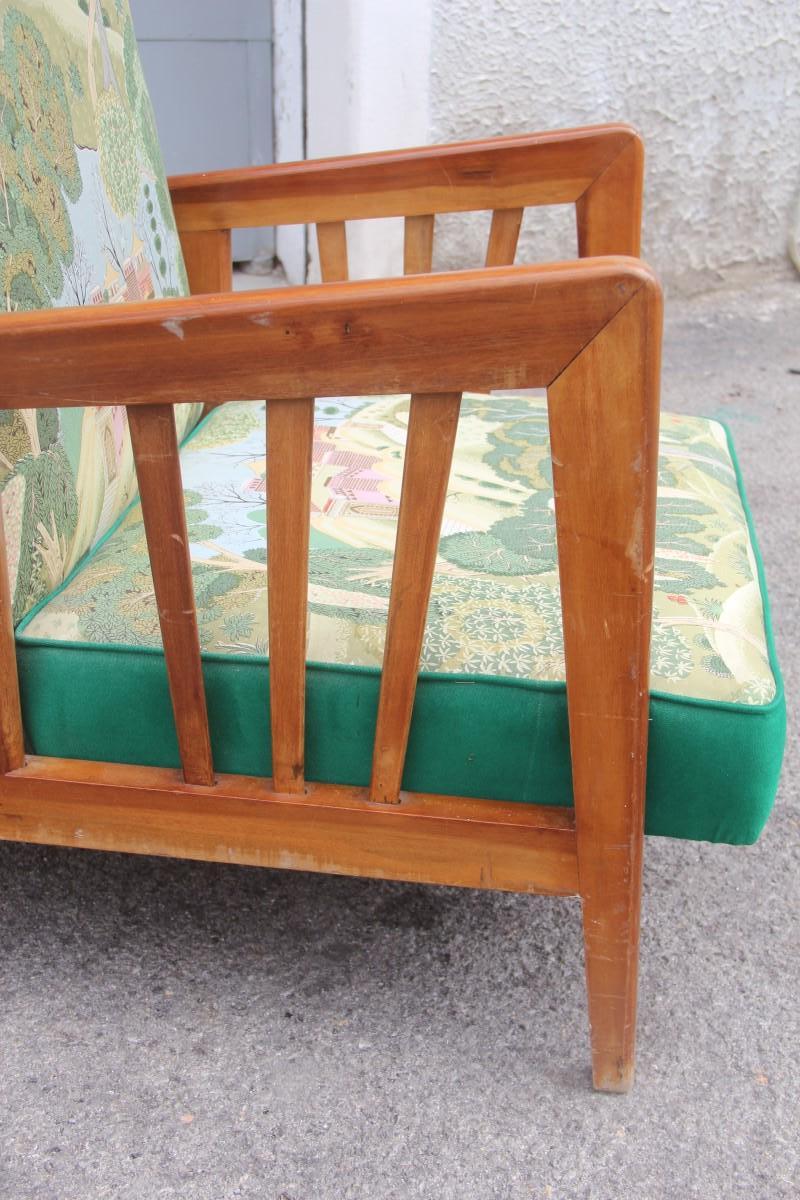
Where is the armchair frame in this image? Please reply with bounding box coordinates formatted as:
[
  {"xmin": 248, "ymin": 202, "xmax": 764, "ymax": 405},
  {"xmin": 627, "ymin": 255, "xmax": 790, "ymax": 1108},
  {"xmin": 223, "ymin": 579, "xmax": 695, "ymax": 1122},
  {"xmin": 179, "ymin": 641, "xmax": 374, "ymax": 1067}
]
[{"xmin": 0, "ymin": 127, "xmax": 661, "ymax": 1093}]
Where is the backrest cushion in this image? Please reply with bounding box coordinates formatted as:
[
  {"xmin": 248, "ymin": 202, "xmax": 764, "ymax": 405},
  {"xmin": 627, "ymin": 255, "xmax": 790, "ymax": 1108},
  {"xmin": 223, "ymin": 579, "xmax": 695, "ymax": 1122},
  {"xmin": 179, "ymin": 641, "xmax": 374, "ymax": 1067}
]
[{"xmin": 0, "ymin": 0, "xmax": 200, "ymax": 623}]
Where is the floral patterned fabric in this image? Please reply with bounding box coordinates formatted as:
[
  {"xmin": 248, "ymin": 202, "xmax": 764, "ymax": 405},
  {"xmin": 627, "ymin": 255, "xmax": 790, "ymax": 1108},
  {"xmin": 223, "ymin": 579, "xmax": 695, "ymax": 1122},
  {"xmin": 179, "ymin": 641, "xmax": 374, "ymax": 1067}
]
[
  {"xmin": 0, "ymin": 0, "xmax": 198, "ymax": 624},
  {"xmin": 19, "ymin": 394, "xmax": 777, "ymax": 709}
]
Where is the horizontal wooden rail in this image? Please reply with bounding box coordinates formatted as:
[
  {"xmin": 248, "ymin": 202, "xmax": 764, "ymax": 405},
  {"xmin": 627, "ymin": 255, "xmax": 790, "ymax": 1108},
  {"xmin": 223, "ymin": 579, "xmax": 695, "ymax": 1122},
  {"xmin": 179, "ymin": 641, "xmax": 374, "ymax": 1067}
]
[
  {"xmin": 169, "ymin": 125, "xmax": 641, "ymax": 234},
  {"xmin": 0, "ymin": 259, "xmax": 655, "ymax": 411},
  {"xmin": 0, "ymin": 757, "xmax": 580, "ymax": 896}
]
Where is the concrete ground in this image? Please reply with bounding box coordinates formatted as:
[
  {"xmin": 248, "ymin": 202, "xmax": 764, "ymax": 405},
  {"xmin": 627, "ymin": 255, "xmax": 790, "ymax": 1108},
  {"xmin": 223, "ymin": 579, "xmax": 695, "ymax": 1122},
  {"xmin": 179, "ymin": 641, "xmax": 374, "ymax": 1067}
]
[{"xmin": 1, "ymin": 268, "xmax": 798, "ymax": 1200}]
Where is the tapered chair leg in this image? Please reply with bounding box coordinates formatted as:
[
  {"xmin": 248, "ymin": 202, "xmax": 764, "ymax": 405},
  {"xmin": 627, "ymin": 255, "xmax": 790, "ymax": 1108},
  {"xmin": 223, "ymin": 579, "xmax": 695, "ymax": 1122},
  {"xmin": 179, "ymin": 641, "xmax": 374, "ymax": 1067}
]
[
  {"xmin": 547, "ymin": 283, "xmax": 661, "ymax": 1094},
  {"xmin": 580, "ymin": 830, "xmax": 644, "ymax": 1092}
]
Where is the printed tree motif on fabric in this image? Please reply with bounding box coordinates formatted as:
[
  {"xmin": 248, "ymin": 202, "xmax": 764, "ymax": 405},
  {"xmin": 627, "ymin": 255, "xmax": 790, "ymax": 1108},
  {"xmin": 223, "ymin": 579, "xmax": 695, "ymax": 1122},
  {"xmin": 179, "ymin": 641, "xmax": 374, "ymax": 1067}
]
[
  {"xmin": 0, "ymin": 0, "xmax": 197, "ymax": 624},
  {"xmin": 19, "ymin": 398, "xmax": 778, "ymax": 708},
  {"xmin": 0, "ymin": 409, "xmax": 78, "ymax": 611},
  {"xmin": 440, "ymin": 490, "xmax": 558, "ymax": 577},
  {"xmin": 472, "ymin": 393, "xmax": 553, "ymax": 490},
  {"xmin": 0, "ymin": 10, "xmax": 81, "ymax": 310}
]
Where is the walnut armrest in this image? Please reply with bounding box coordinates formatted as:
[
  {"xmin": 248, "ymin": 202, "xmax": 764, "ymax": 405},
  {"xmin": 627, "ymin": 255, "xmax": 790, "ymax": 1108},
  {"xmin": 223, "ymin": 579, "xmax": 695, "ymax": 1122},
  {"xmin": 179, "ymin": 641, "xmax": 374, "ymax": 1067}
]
[
  {"xmin": 0, "ymin": 258, "xmax": 654, "ymax": 412},
  {"xmin": 168, "ymin": 125, "xmax": 644, "ymax": 260}
]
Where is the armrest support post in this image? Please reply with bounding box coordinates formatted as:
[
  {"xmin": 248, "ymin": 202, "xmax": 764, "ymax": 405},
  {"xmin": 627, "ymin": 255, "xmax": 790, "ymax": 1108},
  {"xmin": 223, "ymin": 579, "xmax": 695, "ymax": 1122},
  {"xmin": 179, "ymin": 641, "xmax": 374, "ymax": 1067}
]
[{"xmin": 577, "ymin": 134, "xmax": 644, "ymax": 257}]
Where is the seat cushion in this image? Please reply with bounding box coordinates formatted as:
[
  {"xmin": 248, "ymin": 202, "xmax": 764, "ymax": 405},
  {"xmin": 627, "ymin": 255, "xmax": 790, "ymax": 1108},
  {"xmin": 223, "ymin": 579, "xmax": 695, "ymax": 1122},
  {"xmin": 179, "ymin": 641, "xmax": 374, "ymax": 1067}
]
[
  {"xmin": 15, "ymin": 394, "xmax": 786, "ymax": 844},
  {"xmin": 0, "ymin": 0, "xmax": 199, "ymax": 624}
]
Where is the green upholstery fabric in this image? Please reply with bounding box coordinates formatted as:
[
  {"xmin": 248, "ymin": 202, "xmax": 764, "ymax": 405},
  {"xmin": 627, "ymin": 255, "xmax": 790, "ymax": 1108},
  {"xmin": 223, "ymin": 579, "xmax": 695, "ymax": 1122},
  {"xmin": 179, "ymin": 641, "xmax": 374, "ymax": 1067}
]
[
  {"xmin": 0, "ymin": 0, "xmax": 199, "ymax": 624},
  {"xmin": 16, "ymin": 395, "xmax": 785, "ymax": 845}
]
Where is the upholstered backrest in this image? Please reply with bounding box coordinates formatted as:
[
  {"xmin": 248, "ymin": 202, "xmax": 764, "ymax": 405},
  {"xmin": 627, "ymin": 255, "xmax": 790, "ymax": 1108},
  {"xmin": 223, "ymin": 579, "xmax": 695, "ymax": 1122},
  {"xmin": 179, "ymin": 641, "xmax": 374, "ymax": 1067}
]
[{"xmin": 0, "ymin": 0, "xmax": 199, "ymax": 623}]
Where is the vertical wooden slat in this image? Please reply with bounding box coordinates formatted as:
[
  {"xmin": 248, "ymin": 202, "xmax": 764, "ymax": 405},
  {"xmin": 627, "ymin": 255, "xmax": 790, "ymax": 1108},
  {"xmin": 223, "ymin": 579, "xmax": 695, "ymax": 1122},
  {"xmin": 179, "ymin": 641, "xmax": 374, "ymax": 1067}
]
[
  {"xmin": 266, "ymin": 398, "xmax": 315, "ymax": 793},
  {"xmin": 369, "ymin": 392, "xmax": 462, "ymax": 805},
  {"xmin": 317, "ymin": 221, "xmax": 349, "ymax": 281},
  {"xmin": 127, "ymin": 406, "xmax": 214, "ymax": 788},
  {"xmin": 179, "ymin": 228, "xmax": 233, "ymax": 295},
  {"xmin": 547, "ymin": 281, "xmax": 661, "ymax": 1092},
  {"xmin": 485, "ymin": 207, "xmax": 524, "ymax": 266},
  {"xmin": 403, "ymin": 214, "xmax": 435, "ymax": 274},
  {"xmin": 0, "ymin": 494, "xmax": 25, "ymax": 773}
]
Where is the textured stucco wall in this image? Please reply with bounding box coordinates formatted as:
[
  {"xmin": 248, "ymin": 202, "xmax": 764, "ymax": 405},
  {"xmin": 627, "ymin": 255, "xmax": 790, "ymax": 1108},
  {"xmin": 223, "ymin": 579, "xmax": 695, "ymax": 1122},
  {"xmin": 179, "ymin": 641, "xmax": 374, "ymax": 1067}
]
[{"xmin": 429, "ymin": 0, "xmax": 800, "ymax": 287}]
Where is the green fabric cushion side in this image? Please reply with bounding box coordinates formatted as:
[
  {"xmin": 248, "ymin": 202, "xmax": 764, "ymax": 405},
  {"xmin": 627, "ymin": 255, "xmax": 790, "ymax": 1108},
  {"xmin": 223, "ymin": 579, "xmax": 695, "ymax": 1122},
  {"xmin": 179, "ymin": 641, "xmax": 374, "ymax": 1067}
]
[
  {"xmin": 14, "ymin": 412, "xmax": 786, "ymax": 846},
  {"xmin": 15, "ymin": 640, "xmax": 784, "ymax": 844}
]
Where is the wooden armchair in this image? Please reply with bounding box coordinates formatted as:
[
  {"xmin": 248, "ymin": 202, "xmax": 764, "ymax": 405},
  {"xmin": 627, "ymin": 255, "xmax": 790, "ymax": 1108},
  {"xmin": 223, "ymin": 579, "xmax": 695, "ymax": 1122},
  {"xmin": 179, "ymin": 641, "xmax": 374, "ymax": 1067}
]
[{"xmin": 0, "ymin": 1, "xmax": 784, "ymax": 1094}]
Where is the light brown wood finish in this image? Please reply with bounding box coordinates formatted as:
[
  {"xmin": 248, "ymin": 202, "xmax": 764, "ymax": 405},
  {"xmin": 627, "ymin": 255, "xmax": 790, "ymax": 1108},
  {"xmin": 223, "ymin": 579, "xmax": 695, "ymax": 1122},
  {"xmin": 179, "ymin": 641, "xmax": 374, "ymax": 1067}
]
[
  {"xmin": 169, "ymin": 126, "xmax": 642, "ymax": 233},
  {"xmin": 0, "ymin": 498, "xmax": 24, "ymax": 774},
  {"xmin": 485, "ymin": 207, "xmax": 524, "ymax": 266},
  {"xmin": 180, "ymin": 228, "xmax": 233, "ymax": 294},
  {"xmin": 317, "ymin": 221, "xmax": 349, "ymax": 281},
  {"xmin": 180, "ymin": 229, "xmax": 234, "ymax": 417},
  {"xmin": 0, "ymin": 258, "xmax": 662, "ymax": 1090},
  {"xmin": 0, "ymin": 260, "xmax": 651, "ymax": 412},
  {"xmin": 403, "ymin": 214, "xmax": 435, "ymax": 274},
  {"xmin": 576, "ymin": 134, "xmax": 643, "ymax": 257},
  {"xmin": 369, "ymin": 393, "xmax": 462, "ymax": 805},
  {"xmin": 266, "ymin": 398, "xmax": 315, "ymax": 793},
  {"xmin": 0, "ymin": 756, "xmax": 580, "ymax": 897},
  {"xmin": 127, "ymin": 406, "xmax": 214, "ymax": 788},
  {"xmin": 548, "ymin": 281, "xmax": 662, "ymax": 1092}
]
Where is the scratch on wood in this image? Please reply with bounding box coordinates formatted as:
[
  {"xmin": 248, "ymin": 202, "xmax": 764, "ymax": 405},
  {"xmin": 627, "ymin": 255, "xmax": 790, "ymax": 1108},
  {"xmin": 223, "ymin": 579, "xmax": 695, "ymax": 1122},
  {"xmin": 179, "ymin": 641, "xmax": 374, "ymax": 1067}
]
[{"xmin": 626, "ymin": 504, "xmax": 644, "ymax": 570}]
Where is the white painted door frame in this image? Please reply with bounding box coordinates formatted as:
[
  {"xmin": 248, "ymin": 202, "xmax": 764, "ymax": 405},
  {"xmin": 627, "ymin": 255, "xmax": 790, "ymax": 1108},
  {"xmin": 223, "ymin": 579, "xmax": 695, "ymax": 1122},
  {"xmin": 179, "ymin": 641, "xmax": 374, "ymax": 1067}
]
[
  {"xmin": 272, "ymin": 0, "xmax": 434, "ymax": 283},
  {"xmin": 272, "ymin": 0, "xmax": 307, "ymax": 283}
]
